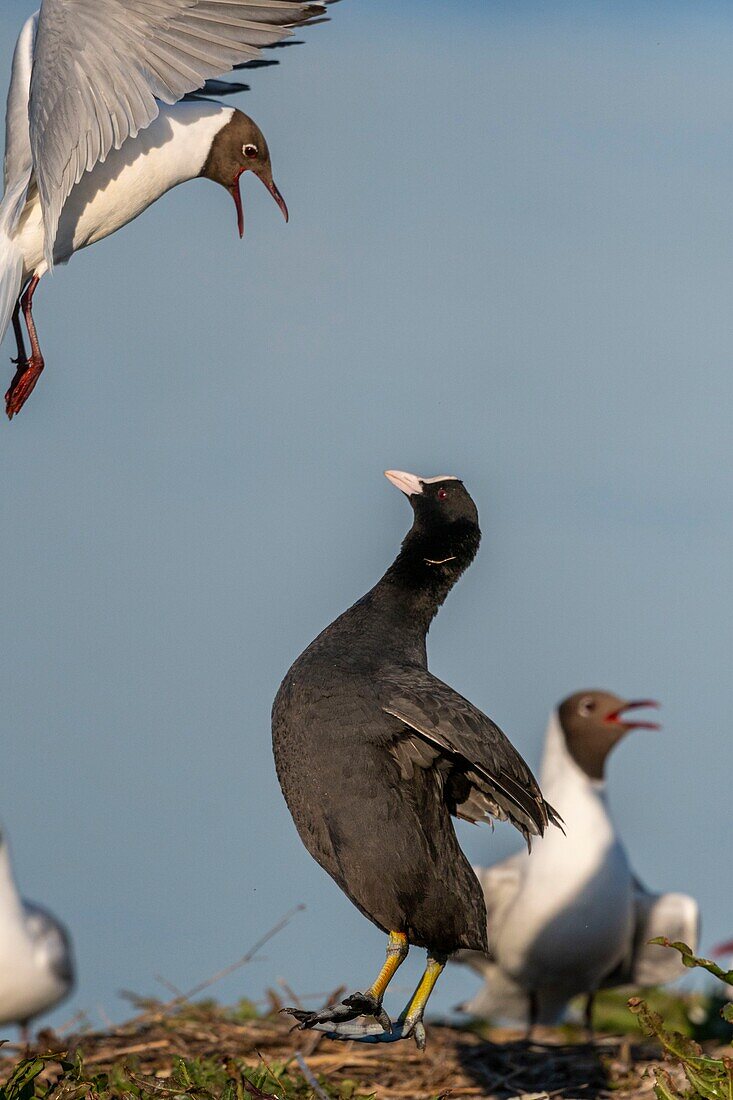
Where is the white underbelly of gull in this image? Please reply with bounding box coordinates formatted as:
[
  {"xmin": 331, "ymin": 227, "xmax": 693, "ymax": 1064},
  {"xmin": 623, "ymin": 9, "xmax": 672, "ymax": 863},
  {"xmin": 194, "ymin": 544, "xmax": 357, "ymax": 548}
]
[{"xmin": 13, "ymin": 102, "xmax": 239, "ymax": 277}]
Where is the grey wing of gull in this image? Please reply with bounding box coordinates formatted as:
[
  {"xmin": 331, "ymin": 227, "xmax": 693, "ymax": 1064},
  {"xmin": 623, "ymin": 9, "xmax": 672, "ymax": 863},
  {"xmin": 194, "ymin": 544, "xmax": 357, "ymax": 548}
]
[
  {"xmin": 380, "ymin": 667, "xmax": 562, "ymax": 845},
  {"xmin": 2, "ymin": 13, "xmax": 38, "ymax": 232},
  {"xmin": 603, "ymin": 881, "xmax": 700, "ymax": 989},
  {"xmin": 29, "ymin": 0, "xmax": 328, "ymax": 267},
  {"xmin": 23, "ymin": 900, "xmax": 75, "ymax": 987}
]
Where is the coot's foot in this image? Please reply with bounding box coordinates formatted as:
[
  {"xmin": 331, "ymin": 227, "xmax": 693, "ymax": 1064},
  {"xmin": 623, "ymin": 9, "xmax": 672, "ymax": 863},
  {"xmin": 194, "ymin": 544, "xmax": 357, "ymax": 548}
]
[
  {"xmin": 284, "ymin": 991, "xmax": 391, "ymax": 1037},
  {"xmin": 321, "ymin": 1016, "xmax": 427, "ymax": 1048}
]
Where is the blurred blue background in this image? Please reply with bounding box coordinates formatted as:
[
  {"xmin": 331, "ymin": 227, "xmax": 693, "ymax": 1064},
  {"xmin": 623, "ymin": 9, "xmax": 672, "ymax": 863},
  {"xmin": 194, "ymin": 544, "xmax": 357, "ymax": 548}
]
[{"xmin": 0, "ymin": 0, "xmax": 731, "ymax": 1028}]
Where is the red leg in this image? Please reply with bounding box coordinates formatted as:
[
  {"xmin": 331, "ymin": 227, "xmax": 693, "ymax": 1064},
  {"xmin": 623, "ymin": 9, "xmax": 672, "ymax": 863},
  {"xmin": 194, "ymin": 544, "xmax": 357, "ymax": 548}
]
[
  {"xmin": 11, "ymin": 300, "xmax": 27, "ymax": 366},
  {"xmin": 6, "ymin": 274, "xmax": 44, "ymax": 419}
]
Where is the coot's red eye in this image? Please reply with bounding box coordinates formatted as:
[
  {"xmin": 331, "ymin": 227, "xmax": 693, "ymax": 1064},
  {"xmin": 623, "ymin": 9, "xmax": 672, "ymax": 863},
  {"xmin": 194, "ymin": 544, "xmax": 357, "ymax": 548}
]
[{"xmin": 437, "ymin": 488, "xmax": 448, "ymax": 501}]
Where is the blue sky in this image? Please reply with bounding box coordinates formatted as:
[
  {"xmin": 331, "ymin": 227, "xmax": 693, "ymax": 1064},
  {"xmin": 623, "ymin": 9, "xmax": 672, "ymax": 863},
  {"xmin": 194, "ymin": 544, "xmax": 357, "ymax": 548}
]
[{"xmin": 0, "ymin": 0, "xmax": 732, "ymax": 1026}]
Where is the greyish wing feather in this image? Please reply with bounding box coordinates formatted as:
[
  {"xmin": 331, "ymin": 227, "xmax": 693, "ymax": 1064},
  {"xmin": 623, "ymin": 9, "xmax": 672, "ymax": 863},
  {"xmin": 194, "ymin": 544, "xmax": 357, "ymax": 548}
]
[
  {"xmin": 2, "ymin": 13, "xmax": 38, "ymax": 232},
  {"xmin": 28, "ymin": 0, "xmax": 328, "ymax": 266},
  {"xmin": 380, "ymin": 668, "xmax": 562, "ymax": 845},
  {"xmin": 23, "ymin": 900, "xmax": 75, "ymax": 986},
  {"xmin": 602, "ymin": 880, "xmax": 700, "ymax": 989}
]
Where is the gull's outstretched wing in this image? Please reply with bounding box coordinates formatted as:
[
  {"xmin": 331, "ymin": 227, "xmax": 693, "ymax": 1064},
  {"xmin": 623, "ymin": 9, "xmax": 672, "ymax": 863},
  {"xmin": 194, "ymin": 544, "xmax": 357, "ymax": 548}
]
[
  {"xmin": 381, "ymin": 667, "xmax": 562, "ymax": 845},
  {"xmin": 28, "ymin": 0, "xmax": 327, "ymax": 266}
]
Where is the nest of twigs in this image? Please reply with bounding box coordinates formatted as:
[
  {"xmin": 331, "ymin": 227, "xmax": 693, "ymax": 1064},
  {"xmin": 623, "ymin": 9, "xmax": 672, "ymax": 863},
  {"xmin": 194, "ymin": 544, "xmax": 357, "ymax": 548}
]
[{"xmin": 0, "ymin": 996, "xmax": 698, "ymax": 1100}]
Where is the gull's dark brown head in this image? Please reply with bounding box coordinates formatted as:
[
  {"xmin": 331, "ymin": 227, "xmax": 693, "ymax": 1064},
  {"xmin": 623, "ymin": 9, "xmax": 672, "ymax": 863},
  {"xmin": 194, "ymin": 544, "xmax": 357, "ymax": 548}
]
[
  {"xmin": 201, "ymin": 109, "xmax": 288, "ymax": 237},
  {"xmin": 558, "ymin": 690, "xmax": 660, "ymax": 780}
]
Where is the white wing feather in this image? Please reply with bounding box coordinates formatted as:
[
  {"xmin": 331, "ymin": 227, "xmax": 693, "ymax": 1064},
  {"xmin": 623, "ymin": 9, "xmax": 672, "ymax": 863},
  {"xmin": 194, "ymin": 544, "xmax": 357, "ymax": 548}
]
[
  {"xmin": 2, "ymin": 13, "xmax": 38, "ymax": 233},
  {"xmin": 27, "ymin": 0, "xmax": 325, "ymax": 267}
]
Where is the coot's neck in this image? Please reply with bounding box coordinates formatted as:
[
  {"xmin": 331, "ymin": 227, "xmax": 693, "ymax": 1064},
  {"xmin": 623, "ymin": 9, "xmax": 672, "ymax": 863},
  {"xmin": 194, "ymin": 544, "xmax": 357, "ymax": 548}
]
[{"xmin": 373, "ymin": 520, "xmax": 481, "ymax": 639}]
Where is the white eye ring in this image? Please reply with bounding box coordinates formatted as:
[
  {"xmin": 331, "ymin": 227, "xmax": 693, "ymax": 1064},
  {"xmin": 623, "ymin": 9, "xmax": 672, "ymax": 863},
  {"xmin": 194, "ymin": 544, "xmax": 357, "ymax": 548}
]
[
  {"xmin": 578, "ymin": 697, "xmax": 595, "ymax": 716},
  {"xmin": 243, "ymin": 143, "xmax": 258, "ymax": 159}
]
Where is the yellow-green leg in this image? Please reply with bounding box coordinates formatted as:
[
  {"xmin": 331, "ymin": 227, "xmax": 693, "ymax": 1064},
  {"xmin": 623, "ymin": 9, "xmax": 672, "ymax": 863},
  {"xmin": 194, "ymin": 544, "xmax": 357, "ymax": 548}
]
[
  {"xmin": 366, "ymin": 931, "xmax": 409, "ymax": 1003},
  {"xmin": 396, "ymin": 952, "xmax": 446, "ymax": 1050}
]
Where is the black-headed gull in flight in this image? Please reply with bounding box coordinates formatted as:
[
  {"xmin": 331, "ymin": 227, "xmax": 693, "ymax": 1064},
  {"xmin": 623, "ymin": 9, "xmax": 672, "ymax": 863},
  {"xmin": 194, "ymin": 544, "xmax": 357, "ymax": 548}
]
[
  {"xmin": 456, "ymin": 691, "xmax": 699, "ymax": 1030},
  {"xmin": 0, "ymin": 824, "xmax": 74, "ymax": 1041},
  {"xmin": 0, "ymin": 0, "xmax": 330, "ymax": 418}
]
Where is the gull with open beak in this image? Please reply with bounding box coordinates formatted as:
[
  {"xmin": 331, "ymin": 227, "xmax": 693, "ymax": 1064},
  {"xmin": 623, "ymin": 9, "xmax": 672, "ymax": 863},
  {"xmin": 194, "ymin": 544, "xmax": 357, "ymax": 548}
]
[
  {"xmin": 456, "ymin": 690, "xmax": 700, "ymax": 1030},
  {"xmin": 0, "ymin": 0, "xmax": 332, "ymax": 418}
]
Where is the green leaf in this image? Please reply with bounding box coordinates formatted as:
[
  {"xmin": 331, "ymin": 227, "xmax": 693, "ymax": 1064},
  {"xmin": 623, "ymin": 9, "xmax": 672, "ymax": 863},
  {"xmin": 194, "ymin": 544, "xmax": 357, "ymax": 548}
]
[
  {"xmin": 1, "ymin": 1058, "xmax": 47, "ymax": 1100},
  {"xmin": 652, "ymin": 1067, "xmax": 686, "ymax": 1100},
  {"xmin": 650, "ymin": 940, "xmax": 733, "ymax": 987},
  {"xmin": 629, "ymin": 998, "xmax": 704, "ymax": 1062}
]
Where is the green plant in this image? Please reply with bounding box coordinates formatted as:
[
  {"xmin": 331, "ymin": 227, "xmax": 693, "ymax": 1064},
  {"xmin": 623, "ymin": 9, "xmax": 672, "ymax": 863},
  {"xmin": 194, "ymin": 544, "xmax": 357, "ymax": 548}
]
[
  {"xmin": 0, "ymin": 1049, "xmax": 376, "ymax": 1100},
  {"xmin": 629, "ymin": 940, "xmax": 733, "ymax": 1100}
]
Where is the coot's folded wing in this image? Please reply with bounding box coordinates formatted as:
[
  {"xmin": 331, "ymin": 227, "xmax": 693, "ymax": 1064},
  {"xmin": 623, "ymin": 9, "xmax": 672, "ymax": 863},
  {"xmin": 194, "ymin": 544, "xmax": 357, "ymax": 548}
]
[{"xmin": 380, "ymin": 668, "xmax": 562, "ymax": 845}]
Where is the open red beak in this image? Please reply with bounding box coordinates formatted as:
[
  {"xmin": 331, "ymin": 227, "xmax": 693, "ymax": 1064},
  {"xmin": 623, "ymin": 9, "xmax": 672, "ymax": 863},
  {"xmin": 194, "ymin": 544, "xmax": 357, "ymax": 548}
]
[
  {"xmin": 229, "ymin": 175, "xmax": 245, "ymax": 239},
  {"xmin": 229, "ymin": 171, "xmax": 289, "ymax": 239},
  {"xmin": 259, "ymin": 174, "xmax": 289, "ymax": 224},
  {"xmin": 605, "ymin": 699, "xmax": 661, "ymax": 730}
]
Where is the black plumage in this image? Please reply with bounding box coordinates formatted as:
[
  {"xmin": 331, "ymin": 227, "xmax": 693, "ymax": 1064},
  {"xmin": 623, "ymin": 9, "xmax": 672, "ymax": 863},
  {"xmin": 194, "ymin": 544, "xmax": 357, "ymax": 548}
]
[{"xmin": 272, "ymin": 470, "xmax": 560, "ymax": 1046}]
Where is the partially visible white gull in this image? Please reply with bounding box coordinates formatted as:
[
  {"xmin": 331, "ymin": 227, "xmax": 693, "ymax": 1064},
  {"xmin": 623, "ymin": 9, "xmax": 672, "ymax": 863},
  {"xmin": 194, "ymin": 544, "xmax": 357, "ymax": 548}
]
[
  {"xmin": 456, "ymin": 691, "xmax": 700, "ymax": 1029},
  {"xmin": 0, "ymin": 0, "xmax": 331, "ymax": 418},
  {"xmin": 0, "ymin": 824, "xmax": 74, "ymax": 1040}
]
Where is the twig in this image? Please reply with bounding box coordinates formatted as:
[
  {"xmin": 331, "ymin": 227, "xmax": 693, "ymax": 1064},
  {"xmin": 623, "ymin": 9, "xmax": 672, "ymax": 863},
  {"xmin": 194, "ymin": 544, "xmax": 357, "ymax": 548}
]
[
  {"xmin": 85, "ymin": 1039, "xmax": 170, "ymax": 1064},
  {"xmin": 294, "ymin": 1054, "xmax": 329, "ymax": 1100},
  {"xmin": 155, "ymin": 975, "xmax": 183, "ymax": 999},
  {"xmin": 276, "ymin": 978, "xmax": 303, "ymax": 1010},
  {"xmin": 107, "ymin": 905, "xmax": 306, "ymax": 1034},
  {"xmin": 170, "ymin": 906, "xmax": 305, "ymax": 1008}
]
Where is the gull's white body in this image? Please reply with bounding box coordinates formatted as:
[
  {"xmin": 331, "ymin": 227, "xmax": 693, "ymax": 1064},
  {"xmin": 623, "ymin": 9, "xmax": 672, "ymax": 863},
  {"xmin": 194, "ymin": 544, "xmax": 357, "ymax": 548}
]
[
  {"xmin": 459, "ymin": 712, "xmax": 699, "ymax": 1024},
  {"xmin": 493, "ymin": 713, "xmax": 634, "ymax": 1009},
  {"xmin": 14, "ymin": 99, "xmax": 235, "ymax": 280},
  {"xmin": 0, "ymin": 829, "xmax": 73, "ymax": 1028}
]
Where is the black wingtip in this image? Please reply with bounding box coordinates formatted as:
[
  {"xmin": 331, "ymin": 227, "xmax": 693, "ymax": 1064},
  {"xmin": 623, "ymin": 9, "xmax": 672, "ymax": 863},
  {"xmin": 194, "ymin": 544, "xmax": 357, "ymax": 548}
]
[
  {"xmin": 233, "ymin": 58, "xmax": 281, "ymax": 71},
  {"xmin": 545, "ymin": 801, "xmax": 565, "ymax": 834}
]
